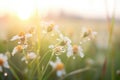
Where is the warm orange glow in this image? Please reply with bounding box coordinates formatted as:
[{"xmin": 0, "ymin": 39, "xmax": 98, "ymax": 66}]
[
  {"xmin": 0, "ymin": 0, "xmax": 36, "ymax": 20},
  {"xmin": 0, "ymin": 0, "xmax": 119, "ymax": 19},
  {"xmin": 16, "ymin": 10, "xmax": 32, "ymax": 20},
  {"xmin": 14, "ymin": 0, "xmax": 35, "ymax": 20}
]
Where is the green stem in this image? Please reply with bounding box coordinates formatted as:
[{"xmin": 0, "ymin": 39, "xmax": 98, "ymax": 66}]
[
  {"xmin": 9, "ymin": 67, "xmax": 20, "ymax": 80},
  {"xmin": 39, "ymin": 50, "xmax": 51, "ymax": 65},
  {"xmin": 105, "ymin": 0, "xmax": 116, "ymax": 80},
  {"xmin": 40, "ymin": 51, "xmax": 54, "ymax": 80},
  {"xmin": 60, "ymin": 67, "xmax": 90, "ymax": 80}
]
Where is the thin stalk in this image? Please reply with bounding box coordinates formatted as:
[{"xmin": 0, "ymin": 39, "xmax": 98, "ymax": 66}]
[
  {"xmin": 34, "ymin": 0, "xmax": 42, "ymax": 79},
  {"xmin": 105, "ymin": 0, "xmax": 116, "ymax": 80},
  {"xmin": 59, "ymin": 67, "xmax": 90, "ymax": 80},
  {"xmin": 41, "ymin": 51, "xmax": 54, "ymax": 80},
  {"xmin": 9, "ymin": 67, "xmax": 20, "ymax": 80},
  {"xmin": 39, "ymin": 50, "xmax": 51, "ymax": 65}
]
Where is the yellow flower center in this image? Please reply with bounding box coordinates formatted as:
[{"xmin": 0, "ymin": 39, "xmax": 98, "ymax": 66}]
[
  {"xmin": 16, "ymin": 45, "xmax": 23, "ymax": 51},
  {"xmin": 56, "ymin": 63, "xmax": 64, "ymax": 70},
  {"xmin": 0, "ymin": 59, "xmax": 4, "ymax": 66},
  {"xmin": 47, "ymin": 23, "xmax": 54, "ymax": 32},
  {"xmin": 72, "ymin": 45, "xmax": 78, "ymax": 54},
  {"xmin": 18, "ymin": 32, "xmax": 25, "ymax": 37}
]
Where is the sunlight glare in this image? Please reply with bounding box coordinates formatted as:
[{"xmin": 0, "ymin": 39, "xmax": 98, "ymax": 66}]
[{"xmin": 14, "ymin": 0, "xmax": 35, "ymax": 20}]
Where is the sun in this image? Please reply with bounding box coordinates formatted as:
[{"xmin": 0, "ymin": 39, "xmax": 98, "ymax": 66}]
[
  {"xmin": 16, "ymin": 9, "xmax": 33, "ymax": 20},
  {"xmin": 14, "ymin": 0, "xmax": 35, "ymax": 20}
]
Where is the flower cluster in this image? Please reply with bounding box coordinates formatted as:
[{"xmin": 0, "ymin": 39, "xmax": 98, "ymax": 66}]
[
  {"xmin": 1, "ymin": 22, "xmax": 97, "ymax": 80},
  {"xmin": 11, "ymin": 29, "xmax": 33, "ymax": 56},
  {"xmin": 47, "ymin": 26, "xmax": 96, "ymax": 77},
  {"xmin": 81, "ymin": 27, "xmax": 97, "ymax": 40}
]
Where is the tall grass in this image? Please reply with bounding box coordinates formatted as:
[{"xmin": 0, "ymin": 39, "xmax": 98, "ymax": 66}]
[{"xmin": 103, "ymin": 0, "xmax": 116, "ymax": 80}]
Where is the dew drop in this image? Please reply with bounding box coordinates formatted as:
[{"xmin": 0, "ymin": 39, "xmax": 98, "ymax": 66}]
[{"xmin": 4, "ymin": 73, "xmax": 7, "ymax": 76}]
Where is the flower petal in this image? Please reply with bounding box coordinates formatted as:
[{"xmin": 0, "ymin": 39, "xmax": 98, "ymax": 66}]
[{"xmin": 57, "ymin": 70, "xmax": 65, "ymax": 77}]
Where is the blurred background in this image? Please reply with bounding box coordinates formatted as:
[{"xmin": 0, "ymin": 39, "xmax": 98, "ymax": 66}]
[{"xmin": 0, "ymin": 0, "xmax": 120, "ymax": 80}]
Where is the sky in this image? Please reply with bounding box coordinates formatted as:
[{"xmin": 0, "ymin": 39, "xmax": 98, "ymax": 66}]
[{"xmin": 0, "ymin": 0, "xmax": 119, "ymax": 19}]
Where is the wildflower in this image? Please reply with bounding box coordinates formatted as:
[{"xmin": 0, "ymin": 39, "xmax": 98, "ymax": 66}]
[
  {"xmin": 41, "ymin": 21, "xmax": 61, "ymax": 35},
  {"xmin": 67, "ymin": 44, "xmax": 84, "ymax": 58},
  {"xmin": 50, "ymin": 57, "xmax": 66, "ymax": 77},
  {"xmin": 0, "ymin": 54, "xmax": 9, "ymax": 72},
  {"xmin": 47, "ymin": 23, "xmax": 60, "ymax": 33},
  {"xmin": 81, "ymin": 27, "xmax": 97, "ymax": 39},
  {"xmin": 11, "ymin": 32, "xmax": 25, "ymax": 41},
  {"xmin": 21, "ymin": 52, "xmax": 37, "ymax": 63},
  {"xmin": 54, "ymin": 46, "xmax": 65, "ymax": 55},
  {"xmin": 12, "ymin": 45, "xmax": 27, "ymax": 56},
  {"xmin": 11, "ymin": 32, "xmax": 32, "ymax": 41},
  {"xmin": 47, "ymin": 23, "xmax": 55, "ymax": 32},
  {"xmin": 59, "ymin": 34, "xmax": 71, "ymax": 46}
]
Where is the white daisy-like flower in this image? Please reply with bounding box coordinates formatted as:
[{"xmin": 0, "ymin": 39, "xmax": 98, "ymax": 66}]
[
  {"xmin": 81, "ymin": 27, "xmax": 97, "ymax": 39},
  {"xmin": 21, "ymin": 52, "xmax": 37, "ymax": 63},
  {"xmin": 0, "ymin": 54, "xmax": 9, "ymax": 72},
  {"xmin": 11, "ymin": 32, "xmax": 32, "ymax": 41},
  {"xmin": 67, "ymin": 44, "xmax": 84, "ymax": 58},
  {"xmin": 41, "ymin": 22, "xmax": 61, "ymax": 34},
  {"xmin": 47, "ymin": 23, "xmax": 60, "ymax": 33},
  {"xmin": 12, "ymin": 45, "xmax": 27, "ymax": 56},
  {"xmin": 50, "ymin": 57, "xmax": 66, "ymax": 77},
  {"xmin": 59, "ymin": 34, "xmax": 71, "ymax": 46},
  {"xmin": 10, "ymin": 32, "xmax": 25, "ymax": 41}
]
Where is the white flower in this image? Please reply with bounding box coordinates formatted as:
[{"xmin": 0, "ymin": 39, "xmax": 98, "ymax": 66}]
[
  {"xmin": 10, "ymin": 32, "xmax": 25, "ymax": 41},
  {"xmin": 66, "ymin": 44, "xmax": 73, "ymax": 57},
  {"xmin": 0, "ymin": 54, "xmax": 9, "ymax": 72},
  {"xmin": 42, "ymin": 22, "xmax": 60, "ymax": 33},
  {"xmin": 10, "ymin": 35, "xmax": 21, "ymax": 41},
  {"xmin": 59, "ymin": 34, "xmax": 71, "ymax": 46},
  {"xmin": 21, "ymin": 52, "xmax": 37, "ymax": 63},
  {"xmin": 50, "ymin": 57, "xmax": 66, "ymax": 77},
  {"xmin": 10, "ymin": 32, "xmax": 32, "ymax": 41},
  {"xmin": 67, "ymin": 44, "xmax": 84, "ymax": 58},
  {"xmin": 12, "ymin": 45, "xmax": 27, "ymax": 56},
  {"xmin": 81, "ymin": 27, "xmax": 97, "ymax": 39}
]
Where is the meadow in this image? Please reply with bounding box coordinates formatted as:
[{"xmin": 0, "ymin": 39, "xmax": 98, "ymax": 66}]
[{"xmin": 0, "ymin": 14, "xmax": 120, "ymax": 80}]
